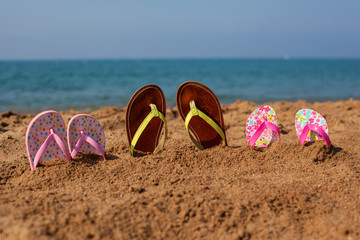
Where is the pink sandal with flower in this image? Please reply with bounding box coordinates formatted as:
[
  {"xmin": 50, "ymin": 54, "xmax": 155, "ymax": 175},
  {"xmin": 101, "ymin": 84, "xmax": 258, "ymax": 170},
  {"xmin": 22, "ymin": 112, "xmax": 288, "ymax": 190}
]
[
  {"xmin": 295, "ymin": 109, "xmax": 331, "ymax": 148},
  {"xmin": 246, "ymin": 105, "xmax": 281, "ymax": 147}
]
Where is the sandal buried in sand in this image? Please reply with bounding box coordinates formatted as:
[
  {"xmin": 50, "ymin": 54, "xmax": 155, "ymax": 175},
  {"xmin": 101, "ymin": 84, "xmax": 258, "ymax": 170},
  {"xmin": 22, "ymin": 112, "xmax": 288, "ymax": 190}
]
[
  {"xmin": 246, "ymin": 105, "xmax": 281, "ymax": 147},
  {"xmin": 295, "ymin": 109, "xmax": 331, "ymax": 148},
  {"xmin": 25, "ymin": 110, "xmax": 71, "ymax": 170},
  {"xmin": 126, "ymin": 84, "xmax": 168, "ymax": 156},
  {"xmin": 67, "ymin": 114, "xmax": 106, "ymax": 160},
  {"xmin": 176, "ymin": 81, "xmax": 227, "ymax": 150}
]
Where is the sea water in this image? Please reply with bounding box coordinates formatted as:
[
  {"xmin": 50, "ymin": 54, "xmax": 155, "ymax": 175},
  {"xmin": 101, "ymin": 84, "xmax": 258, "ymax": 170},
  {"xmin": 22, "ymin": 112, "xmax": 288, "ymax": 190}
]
[{"xmin": 0, "ymin": 59, "xmax": 359, "ymax": 113}]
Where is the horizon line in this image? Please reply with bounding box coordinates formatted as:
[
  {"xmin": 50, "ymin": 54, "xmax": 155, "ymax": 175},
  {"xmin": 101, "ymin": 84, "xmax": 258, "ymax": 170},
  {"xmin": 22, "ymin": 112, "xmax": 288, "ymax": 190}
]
[{"xmin": 1, "ymin": 56, "xmax": 360, "ymax": 62}]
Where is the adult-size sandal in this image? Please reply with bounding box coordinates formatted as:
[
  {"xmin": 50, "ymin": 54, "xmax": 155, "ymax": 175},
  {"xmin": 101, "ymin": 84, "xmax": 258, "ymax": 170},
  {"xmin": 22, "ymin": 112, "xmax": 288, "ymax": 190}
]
[
  {"xmin": 295, "ymin": 109, "xmax": 331, "ymax": 148},
  {"xmin": 67, "ymin": 114, "xmax": 106, "ymax": 160},
  {"xmin": 176, "ymin": 81, "xmax": 227, "ymax": 150},
  {"xmin": 246, "ymin": 105, "xmax": 281, "ymax": 147},
  {"xmin": 25, "ymin": 110, "xmax": 71, "ymax": 170},
  {"xmin": 126, "ymin": 84, "xmax": 168, "ymax": 156}
]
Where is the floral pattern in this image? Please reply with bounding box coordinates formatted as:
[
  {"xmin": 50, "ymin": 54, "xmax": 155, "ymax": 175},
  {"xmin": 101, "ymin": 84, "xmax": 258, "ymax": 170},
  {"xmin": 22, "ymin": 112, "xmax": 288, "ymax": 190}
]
[
  {"xmin": 246, "ymin": 105, "xmax": 278, "ymax": 147},
  {"xmin": 295, "ymin": 109, "xmax": 329, "ymax": 142}
]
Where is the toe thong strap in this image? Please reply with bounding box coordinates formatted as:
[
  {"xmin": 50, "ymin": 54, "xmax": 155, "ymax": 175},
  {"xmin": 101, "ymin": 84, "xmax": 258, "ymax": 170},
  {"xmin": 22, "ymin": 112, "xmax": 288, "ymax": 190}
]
[
  {"xmin": 71, "ymin": 131, "xmax": 106, "ymax": 160},
  {"xmin": 33, "ymin": 128, "xmax": 71, "ymax": 170},
  {"xmin": 248, "ymin": 121, "xmax": 281, "ymax": 147},
  {"xmin": 184, "ymin": 100, "xmax": 227, "ymax": 150},
  {"xmin": 299, "ymin": 123, "xmax": 331, "ymax": 148},
  {"xmin": 130, "ymin": 104, "xmax": 168, "ymax": 156}
]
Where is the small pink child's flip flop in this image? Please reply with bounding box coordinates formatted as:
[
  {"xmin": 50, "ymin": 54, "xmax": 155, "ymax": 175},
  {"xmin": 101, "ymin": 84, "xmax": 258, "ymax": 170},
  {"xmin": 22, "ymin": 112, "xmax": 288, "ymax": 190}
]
[
  {"xmin": 295, "ymin": 109, "xmax": 331, "ymax": 148},
  {"xmin": 67, "ymin": 114, "xmax": 106, "ymax": 160},
  {"xmin": 25, "ymin": 110, "xmax": 71, "ymax": 170},
  {"xmin": 246, "ymin": 105, "xmax": 281, "ymax": 147}
]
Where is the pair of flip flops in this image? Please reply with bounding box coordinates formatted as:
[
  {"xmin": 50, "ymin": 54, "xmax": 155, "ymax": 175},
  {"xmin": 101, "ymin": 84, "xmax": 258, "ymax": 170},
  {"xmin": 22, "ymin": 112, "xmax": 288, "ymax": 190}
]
[
  {"xmin": 246, "ymin": 106, "xmax": 331, "ymax": 148},
  {"xmin": 126, "ymin": 82, "xmax": 227, "ymax": 156},
  {"xmin": 26, "ymin": 111, "xmax": 105, "ymax": 170}
]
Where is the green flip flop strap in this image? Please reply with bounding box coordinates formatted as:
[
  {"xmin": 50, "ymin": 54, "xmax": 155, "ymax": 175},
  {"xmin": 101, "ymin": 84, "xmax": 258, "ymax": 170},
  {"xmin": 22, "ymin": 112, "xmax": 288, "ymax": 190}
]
[
  {"xmin": 184, "ymin": 100, "xmax": 226, "ymax": 150},
  {"xmin": 130, "ymin": 104, "xmax": 168, "ymax": 156}
]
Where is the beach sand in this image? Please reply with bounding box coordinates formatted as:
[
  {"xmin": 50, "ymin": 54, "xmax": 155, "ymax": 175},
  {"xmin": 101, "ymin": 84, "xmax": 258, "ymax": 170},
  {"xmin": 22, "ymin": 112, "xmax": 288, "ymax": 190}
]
[{"xmin": 1, "ymin": 99, "xmax": 360, "ymax": 239}]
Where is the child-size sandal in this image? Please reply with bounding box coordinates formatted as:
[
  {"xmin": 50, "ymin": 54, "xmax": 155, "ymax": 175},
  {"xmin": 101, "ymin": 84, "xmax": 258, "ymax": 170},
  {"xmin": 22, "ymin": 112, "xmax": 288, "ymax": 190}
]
[
  {"xmin": 67, "ymin": 114, "xmax": 106, "ymax": 160},
  {"xmin": 295, "ymin": 109, "xmax": 331, "ymax": 148},
  {"xmin": 25, "ymin": 110, "xmax": 71, "ymax": 170},
  {"xmin": 246, "ymin": 105, "xmax": 281, "ymax": 147}
]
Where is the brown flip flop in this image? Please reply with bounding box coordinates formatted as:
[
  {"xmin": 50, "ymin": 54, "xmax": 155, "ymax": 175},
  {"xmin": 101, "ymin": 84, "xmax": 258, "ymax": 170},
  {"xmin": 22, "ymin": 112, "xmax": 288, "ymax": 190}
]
[
  {"xmin": 126, "ymin": 85, "xmax": 168, "ymax": 156},
  {"xmin": 176, "ymin": 81, "xmax": 227, "ymax": 149}
]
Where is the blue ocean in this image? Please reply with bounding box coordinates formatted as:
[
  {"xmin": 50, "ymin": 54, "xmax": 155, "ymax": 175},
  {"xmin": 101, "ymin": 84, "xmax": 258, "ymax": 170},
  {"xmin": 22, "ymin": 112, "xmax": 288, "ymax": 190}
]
[{"xmin": 0, "ymin": 59, "xmax": 359, "ymax": 113}]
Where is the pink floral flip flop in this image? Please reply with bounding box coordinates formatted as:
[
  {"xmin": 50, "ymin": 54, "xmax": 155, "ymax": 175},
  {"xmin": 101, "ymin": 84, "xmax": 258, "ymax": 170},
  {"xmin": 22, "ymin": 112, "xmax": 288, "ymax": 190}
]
[
  {"xmin": 25, "ymin": 110, "xmax": 71, "ymax": 170},
  {"xmin": 67, "ymin": 114, "xmax": 106, "ymax": 160},
  {"xmin": 246, "ymin": 105, "xmax": 281, "ymax": 147},
  {"xmin": 295, "ymin": 109, "xmax": 331, "ymax": 148}
]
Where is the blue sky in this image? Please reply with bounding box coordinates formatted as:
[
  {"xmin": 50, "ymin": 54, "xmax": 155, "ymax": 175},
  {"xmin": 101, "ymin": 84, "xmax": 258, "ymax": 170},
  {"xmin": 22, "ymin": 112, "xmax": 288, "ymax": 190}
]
[{"xmin": 1, "ymin": 0, "xmax": 359, "ymax": 59}]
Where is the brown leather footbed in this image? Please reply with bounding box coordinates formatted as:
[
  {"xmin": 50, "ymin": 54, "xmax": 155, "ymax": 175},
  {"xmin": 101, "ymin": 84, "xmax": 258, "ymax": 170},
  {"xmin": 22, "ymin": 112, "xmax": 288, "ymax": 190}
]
[
  {"xmin": 176, "ymin": 81, "xmax": 227, "ymax": 149},
  {"xmin": 126, "ymin": 85, "xmax": 166, "ymax": 154}
]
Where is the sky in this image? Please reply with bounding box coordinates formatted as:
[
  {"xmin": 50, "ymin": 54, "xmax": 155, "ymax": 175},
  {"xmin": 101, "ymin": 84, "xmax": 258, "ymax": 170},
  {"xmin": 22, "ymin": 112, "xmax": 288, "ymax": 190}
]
[{"xmin": 1, "ymin": 0, "xmax": 360, "ymax": 60}]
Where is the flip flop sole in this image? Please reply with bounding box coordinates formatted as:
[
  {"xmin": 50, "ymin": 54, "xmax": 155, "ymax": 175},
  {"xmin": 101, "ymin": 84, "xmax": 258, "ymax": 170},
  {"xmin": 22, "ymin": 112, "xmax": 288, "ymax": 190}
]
[
  {"xmin": 295, "ymin": 109, "xmax": 329, "ymax": 142},
  {"xmin": 176, "ymin": 81, "xmax": 226, "ymax": 149},
  {"xmin": 25, "ymin": 110, "xmax": 67, "ymax": 166},
  {"xmin": 126, "ymin": 85, "xmax": 166, "ymax": 154},
  {"xmin": 246, "ymin": 105, "xmax": 278, "ymax": 147},
  {"xmin": 67, "ymin": 114, "xmax": 105, "ymax": 155}
]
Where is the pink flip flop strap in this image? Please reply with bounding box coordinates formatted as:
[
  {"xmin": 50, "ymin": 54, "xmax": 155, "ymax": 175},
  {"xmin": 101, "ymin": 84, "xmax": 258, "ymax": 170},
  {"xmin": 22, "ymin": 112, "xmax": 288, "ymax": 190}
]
[
  {"xmin": 71, "ymin": 131, "xmax": 106, "ymax": 160},
  {"xmin": 249, "ymin": 121, "xmax": 281, "ymax": 147},
  {"xmin": 298, "ymin": 124, "xmax": 331, "ymax": 148},
  {"xmin": 33, "ymin": 128, "xmax": 71, "ymax": 170}
]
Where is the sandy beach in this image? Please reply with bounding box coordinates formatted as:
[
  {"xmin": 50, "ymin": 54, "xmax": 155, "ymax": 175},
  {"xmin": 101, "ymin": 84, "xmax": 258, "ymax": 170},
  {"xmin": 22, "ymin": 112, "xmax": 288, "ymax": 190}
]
[{"xmin": 1, "ymin": 99, "xmax": 360, "ymax": 239}]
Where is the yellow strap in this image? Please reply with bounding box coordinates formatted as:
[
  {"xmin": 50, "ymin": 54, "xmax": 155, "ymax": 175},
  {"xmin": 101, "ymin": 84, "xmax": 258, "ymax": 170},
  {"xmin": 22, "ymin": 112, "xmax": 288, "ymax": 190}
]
[
  {"xmin": 184, "ymin": 100, "xmax": 226, "ymax": 150},
  {"xmin": 130, "ymin": 104, "xmax": 168, "ymax": 156}
]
